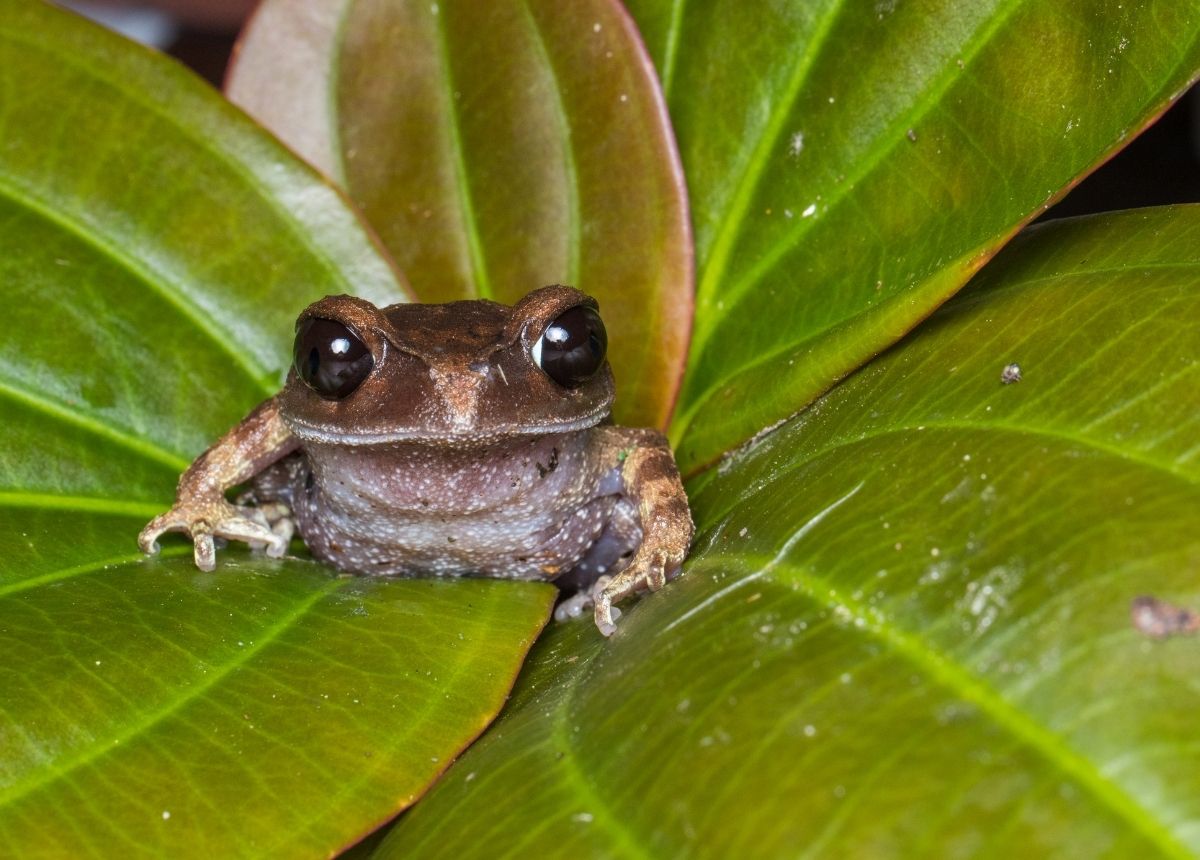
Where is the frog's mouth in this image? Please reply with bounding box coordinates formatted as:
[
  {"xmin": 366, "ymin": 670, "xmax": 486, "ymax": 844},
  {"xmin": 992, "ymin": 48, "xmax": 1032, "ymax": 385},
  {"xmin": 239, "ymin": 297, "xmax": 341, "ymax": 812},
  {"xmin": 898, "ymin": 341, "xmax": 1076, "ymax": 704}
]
[{"xmin": 283, "ymin": 402, "xmax": 612, "ymax": 447}]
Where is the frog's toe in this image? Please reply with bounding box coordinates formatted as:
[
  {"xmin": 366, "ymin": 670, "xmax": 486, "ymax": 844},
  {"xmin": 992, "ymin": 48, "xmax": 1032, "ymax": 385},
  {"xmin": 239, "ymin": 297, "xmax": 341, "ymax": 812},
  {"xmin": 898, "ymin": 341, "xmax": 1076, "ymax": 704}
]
[
  {"xmin": 590, "ymin": 547, "xmax": 682, "ymax": 636},
  {"xmin": 138, "ymin": 512, "xmax": 186, "ymax": 555},
  {"xmin": 192, "ymin": 530, "xmax": 217, "ymax": 571},
  {"xmin": 554, "ymin": 591, "xmax": 592, "ymax": 623},
  {"xmin": 593, "ymin": 594, "xmax": 620, "ymax": 638},
  {"xmin": 251, "ymin": 502, "xmax": 295, "ymax": 557},
  {"xmin": 593, "ymin": 577, "xmax": 632, "ymax": 637},
  {"xmin": 555, "ymin": 575, "xmax": 612, "ymax": 623},
  {"xmin": 644, "ymin": 550, "xmax": 670, "ymax": 591},
  {"xmin": 211, "ymin": 514, "xmax": 285, "ymax": 558},
  {"xmin": 264, "ymin": 531, "xmax": 289, "ymax": 559},
  {"xmin": 137, "ymin": 521, "xmax": 164, "ymax": 555}
]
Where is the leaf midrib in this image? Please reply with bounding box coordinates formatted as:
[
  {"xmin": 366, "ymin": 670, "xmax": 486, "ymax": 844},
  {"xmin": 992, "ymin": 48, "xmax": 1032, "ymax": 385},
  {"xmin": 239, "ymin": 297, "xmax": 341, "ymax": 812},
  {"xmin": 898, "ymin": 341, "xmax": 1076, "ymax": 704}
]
[
  {"xmin": 809, "ymin": 420, "xmax": 1196, "ymax": 488},
  {"xmin": 0, "ymin": 169, "xmax": 272, "ymax": 398},
  {"xmin": 0, "ymin": 493, "xmax": 164, "ymax": 518},
  {"xmin": 693, "ymin": 0, "xmax": 1030, "ymax": 350},
  {"xmin": 0, "ymin": 24, "xmax": 385, "ymax": 391},
  {"xmin": 430, "ymin": 6, "xmax": 494, "ymax": 300},
  {"xmin": 700, "ymin": 419, "xmax": 1198, "ymax": 537},
  {"xmin": 517, "ymin": 0, "xmax": 581, "ymax": 287},
  {"xmin": 0, "ymin": 576, "xmax": 347, "ymax": 810},
  {"xmin": 692, "ymin": 0, "xmax": 847, "ymax": 325},
  {"xmin": 679, "ymin": 254, "xmax": 1200, "ymax": 439},
  {"xmin": 657, "ymin": 0, "xmax": 687, "ymax": 98},
  {"xmin": 0, "ymin": 549, "xmax": 190, "ymax": 600},
  {"xmin": 0, "ymin": 378, "xmax": 188, "ymax": 472},
  {"xmin": 773, "ymin": 559, "xmax": 1188, "ymax": 856},
  {"xmin": 669, "ymin": 552, "xmax": 1191, "ymax": 855}
]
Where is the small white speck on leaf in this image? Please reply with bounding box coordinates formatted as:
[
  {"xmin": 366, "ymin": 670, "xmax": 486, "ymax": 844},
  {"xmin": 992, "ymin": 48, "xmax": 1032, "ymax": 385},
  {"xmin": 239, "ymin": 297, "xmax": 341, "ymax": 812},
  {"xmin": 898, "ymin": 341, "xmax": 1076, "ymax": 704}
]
[
  {"xmin": 162, "ymin": 811, "xmax": 171, "ymax": 821},
  {"xmin": 573, "ymin": 812, "xmax": 594, "ymax": 823},
  {"xmin": 802, "ymin": 203, "xmax": 817, "ymax": 217},
  {"xmin": 1001, "ymin": 363, "xmax": 1022, "ymax": 384}
]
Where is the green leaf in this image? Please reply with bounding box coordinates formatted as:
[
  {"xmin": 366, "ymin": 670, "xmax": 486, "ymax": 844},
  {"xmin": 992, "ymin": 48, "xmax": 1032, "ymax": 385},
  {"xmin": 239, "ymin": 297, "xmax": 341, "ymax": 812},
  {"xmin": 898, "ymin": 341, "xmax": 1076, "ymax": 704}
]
[
  {"xmin": 374, "ymin": 206, "xmax": 1200, "ymax": 857},
  {"xmin": 227, "ymin": 0, "xmax": 693, "ymax": 430},
  {"xmin": 622, "ymin": 0, "xmax": 1200, "ymax": 471},
  {"xmin": 0, "ymin": 0, "xmax": 410, "ymax": 481},
  {"xmin": 0, "ymin": 3, "xmax": 555, "ymax": 856},
  {"xmin": 0, "ymin": 553, "xmax": 553, "ymax": 857}
]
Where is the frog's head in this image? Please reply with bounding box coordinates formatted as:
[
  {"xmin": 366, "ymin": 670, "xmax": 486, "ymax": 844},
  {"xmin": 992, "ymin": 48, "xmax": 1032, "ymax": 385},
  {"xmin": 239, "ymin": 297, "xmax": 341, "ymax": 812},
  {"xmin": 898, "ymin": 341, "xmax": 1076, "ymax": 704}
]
[{"xmin": 279, "ymin": 286, "xmax": 615, "ymax": 445}]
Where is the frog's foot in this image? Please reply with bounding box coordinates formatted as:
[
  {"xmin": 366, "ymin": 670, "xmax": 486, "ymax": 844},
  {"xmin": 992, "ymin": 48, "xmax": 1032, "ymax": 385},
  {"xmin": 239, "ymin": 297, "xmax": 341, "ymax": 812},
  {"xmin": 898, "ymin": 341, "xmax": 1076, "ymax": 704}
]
[
  {"xmin": 138, "ymin": 499, "xmax": 288, "ymax": 571},
  {"xmin": 554, "ymin": 576, "xmax": 622, "ymax": 624},
  {"xmin": 593, "ymin": 546, "xmax": 685, "ymax": 637},
  {"xmin": 244, "ymin": 501, "xmax": 295, "ymax": 554}
]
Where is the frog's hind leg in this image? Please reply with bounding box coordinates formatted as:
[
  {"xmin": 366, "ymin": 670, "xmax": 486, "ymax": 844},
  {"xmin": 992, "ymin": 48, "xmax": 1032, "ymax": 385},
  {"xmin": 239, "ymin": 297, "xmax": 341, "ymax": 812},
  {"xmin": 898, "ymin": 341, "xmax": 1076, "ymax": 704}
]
[
  {"xmin": 553, "ymin": 499, "xmax": 641, "ymax": 623},
  {"xmin": 590, "ymin": 432, "xmax": 694, "ymax": 636},
  {"xmin": 237, "ymin": 453, "xmax": 306, "ymax": 552}
]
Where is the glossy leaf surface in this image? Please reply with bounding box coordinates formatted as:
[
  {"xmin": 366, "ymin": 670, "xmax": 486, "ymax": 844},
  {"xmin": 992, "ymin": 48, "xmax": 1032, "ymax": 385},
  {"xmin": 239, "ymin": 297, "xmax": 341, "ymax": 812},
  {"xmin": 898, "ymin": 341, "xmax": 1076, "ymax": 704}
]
[
  {"xmin": 622, "ymin": 0, "xmax": 1200, "ymax": 470},
  {"xmin": 0, "ymin": 554, "xmax": 553, "ymax": 858},
  {"xmin": 228, "ymin": 0, "xmax": 692, "ymax": 429},
  {"xmin": 376, "ymin": 207, "xmax": 1200, "ymax": 857},
  {"xmin": 0, "ymin": 4, "xmax": 554, "ymax": 857}
]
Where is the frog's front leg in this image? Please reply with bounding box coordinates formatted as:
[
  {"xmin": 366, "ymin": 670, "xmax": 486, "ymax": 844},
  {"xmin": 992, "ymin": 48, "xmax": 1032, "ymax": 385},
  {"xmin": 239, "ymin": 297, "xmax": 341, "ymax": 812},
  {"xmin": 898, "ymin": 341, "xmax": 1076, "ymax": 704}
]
[
  {"xmin": 138, "ymin": 396, "xmax": 299, "ymax": 570},
  {"xmin": 591, "ymin": 427, "xmax": 694, "ymax": 636}
]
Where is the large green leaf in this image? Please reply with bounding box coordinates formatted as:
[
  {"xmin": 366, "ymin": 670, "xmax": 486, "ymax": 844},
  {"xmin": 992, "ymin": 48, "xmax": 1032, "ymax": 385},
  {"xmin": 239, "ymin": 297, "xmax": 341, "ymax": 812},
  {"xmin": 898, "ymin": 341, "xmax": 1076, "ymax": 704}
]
[
  {"xmin": 621, "ymin": 0, "xmax": 1200, "ymax": 471},
  {"xmin": 0, "ymin": 3, "xmax": 555, "ymax": 856},
  {"xmin": 0, "ymin": 554, "xmax": 553, "ymax": 858},
  {"xmin": 227, "ymin": 0, "xmax": 692, "ymax": 430},
  {"xmin": 375, "ymin": 206, "xmax": 1200, "ymax": 857},
  {"xmin": 0, "ymin": 0, "xmax": 408, "ymax": 477}
]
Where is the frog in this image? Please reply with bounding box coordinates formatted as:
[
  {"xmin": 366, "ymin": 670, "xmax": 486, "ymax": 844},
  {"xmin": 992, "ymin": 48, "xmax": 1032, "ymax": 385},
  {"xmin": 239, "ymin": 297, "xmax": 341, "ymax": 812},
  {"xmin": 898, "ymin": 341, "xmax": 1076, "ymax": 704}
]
[{"xmin": 138, "ymin": 285, "xmax": 693, "ymax": 636}]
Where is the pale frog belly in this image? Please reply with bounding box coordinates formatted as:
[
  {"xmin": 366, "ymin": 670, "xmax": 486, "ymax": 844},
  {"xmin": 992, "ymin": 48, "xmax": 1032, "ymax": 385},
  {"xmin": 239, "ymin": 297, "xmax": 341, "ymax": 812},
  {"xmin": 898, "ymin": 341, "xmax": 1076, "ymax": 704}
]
[{"xmin": 274, "ymin": 431, "xmax": 619, "ymax": 580}]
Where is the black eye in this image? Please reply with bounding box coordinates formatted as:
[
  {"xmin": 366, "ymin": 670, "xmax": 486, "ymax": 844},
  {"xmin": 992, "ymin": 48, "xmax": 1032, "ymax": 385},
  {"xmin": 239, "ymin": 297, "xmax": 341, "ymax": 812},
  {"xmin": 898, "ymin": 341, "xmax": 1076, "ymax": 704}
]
[
  {"xmin": 293, "ymin": 317, "xmax": 374, "ymax": 399},
  {"xmin": 532, "ymin": 305, "xmax": 607, "ymax": 387}
]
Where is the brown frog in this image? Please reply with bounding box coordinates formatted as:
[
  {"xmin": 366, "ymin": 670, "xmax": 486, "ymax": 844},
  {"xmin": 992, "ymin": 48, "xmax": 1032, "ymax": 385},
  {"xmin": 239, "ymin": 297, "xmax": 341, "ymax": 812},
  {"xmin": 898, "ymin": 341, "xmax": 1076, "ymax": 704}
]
[{"xmin": 138, "ymin": 286, "xmax": 693, "ymax": 635}]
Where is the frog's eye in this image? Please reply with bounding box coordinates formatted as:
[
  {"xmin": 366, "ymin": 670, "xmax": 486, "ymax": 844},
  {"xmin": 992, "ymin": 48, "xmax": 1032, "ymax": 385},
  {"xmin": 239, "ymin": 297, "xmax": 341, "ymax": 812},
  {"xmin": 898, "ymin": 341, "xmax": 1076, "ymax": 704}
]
[
  {"xmin": 293, "ymin": 317, "xmax": 374, "ymax": 399},
  {"xmin": 531, "ymin": 305, "xmax": 607, "ymax": 387}
]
